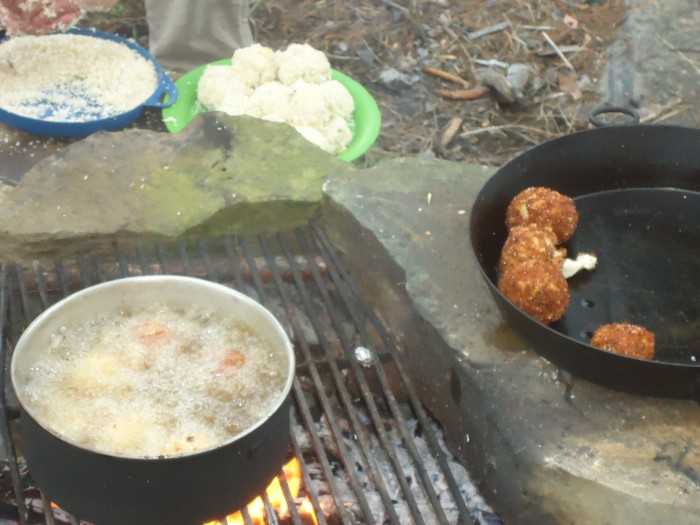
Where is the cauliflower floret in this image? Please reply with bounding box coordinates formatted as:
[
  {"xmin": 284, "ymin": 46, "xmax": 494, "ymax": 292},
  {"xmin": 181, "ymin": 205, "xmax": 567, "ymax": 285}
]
[
  {"xmin": 247, "ymin": 81, "xmax": 290, "ymax": 122},
  {"xmin": 98, "ymin": 411, "xmax": 150, "ymax": 455},
  {"xmin": 197, "ymin": 64, "xmax": 253, "ymax": 114},
  {"xmin": 562, "ymin": 252, "xmax": 598, "ymax": 279},
  {"xmin": 229, "ymin": 43, "xmax": 278, "ymax": 88},
  {"xmin": 286, "ymin": 79, "xmax": 332, "ymax": 128},
  {"xmin": 70, "ymin": 352, "xmax": 130, "ymax": 395},
  {"xmin": 320, "ymin": 115, "xmax": 353, "ymax": 153},
  {"xmin": 319, "ymin": 79, "xmax": 355, "ymax": 120},
  {"xmin": 296, "ymin": 115, "xmax": 352, "ymax": 154},
  {"xmin": 295, "ymin": 125, "xmax": 333, "ymax": 154},
  {"xmin": 216, "ymin": 97, "xmax": 253, "ymax": 117},
  {"xmin": 275, "ymin": 43, "xmax": 332, "ymax": 85}
]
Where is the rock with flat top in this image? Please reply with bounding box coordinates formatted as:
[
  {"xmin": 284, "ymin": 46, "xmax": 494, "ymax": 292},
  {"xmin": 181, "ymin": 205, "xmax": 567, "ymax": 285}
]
[{"xmin": 0, "ymin": 113, "xmax": 342, "ymax": 261}]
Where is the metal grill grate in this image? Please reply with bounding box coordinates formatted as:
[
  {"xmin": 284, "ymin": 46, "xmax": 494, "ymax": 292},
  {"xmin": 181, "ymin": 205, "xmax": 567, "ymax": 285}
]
[{"xmin": 0, "ymin": 223, "xmax": 499, "ymax": 525}]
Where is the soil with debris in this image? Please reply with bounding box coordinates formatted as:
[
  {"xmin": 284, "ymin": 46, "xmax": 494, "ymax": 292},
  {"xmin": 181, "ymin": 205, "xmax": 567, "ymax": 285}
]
[{"xmin": 77, "ymin": 1, "xmax": 627, "ymax": 166}]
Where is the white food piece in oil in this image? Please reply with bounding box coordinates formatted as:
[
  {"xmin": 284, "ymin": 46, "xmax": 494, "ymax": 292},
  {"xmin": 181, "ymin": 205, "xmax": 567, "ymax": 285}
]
[
  {"xmin": 18, "ymin": 303, "xmax": 288, "ymax": 458},
  {"xmin": 0, "ymin": 34, "xmax": 158, "ymax": 122}
]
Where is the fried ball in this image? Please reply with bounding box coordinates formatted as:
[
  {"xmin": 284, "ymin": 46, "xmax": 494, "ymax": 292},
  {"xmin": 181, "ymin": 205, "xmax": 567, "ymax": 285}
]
[
  {"xmin": 506, "ymin": 187, "xmax": 579, "ymax": 243},
  {"xmin": 498, "ymin": 225, "xmax": 567, "ymax": 274},
  {"xmin": 590, "ymin": 323, "xmax": 655, "ymax": 360},
  {"xmin": 497, "ymin": 259, "xmax": 569, "ymax": 324}
]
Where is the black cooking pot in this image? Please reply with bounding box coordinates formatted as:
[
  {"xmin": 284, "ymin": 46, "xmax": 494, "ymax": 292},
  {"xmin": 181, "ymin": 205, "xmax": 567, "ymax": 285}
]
[
  {"xmin": 11, "ymin": 276, "xmax": 295, "ymax": 525},
  {"xmin": 470, "ymin": 121, "xmax": 700, "ymax": 398}
]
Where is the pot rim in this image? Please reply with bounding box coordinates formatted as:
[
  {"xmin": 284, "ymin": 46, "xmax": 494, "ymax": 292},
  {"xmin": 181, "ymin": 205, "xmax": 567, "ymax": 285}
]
[{"xmin": 10, "ymin": 275, "xmax": 296, "ymax": 460}]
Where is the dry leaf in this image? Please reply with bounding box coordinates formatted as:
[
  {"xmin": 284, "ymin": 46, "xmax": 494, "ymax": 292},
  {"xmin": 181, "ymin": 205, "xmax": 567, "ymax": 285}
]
[
  {"xmin": 477, "ymin": 69, "xmax": 517, "ymax": 104},
  {"xmin": 564, "ymin": 14, "xmax": 579, "ymax": 29},
  {"xmin": 558, "ymin": 70, "xmax": 582, "ymax": 101}
]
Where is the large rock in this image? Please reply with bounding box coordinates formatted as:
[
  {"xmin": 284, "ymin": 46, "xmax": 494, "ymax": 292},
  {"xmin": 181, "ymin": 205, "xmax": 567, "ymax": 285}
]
[
  {"xmin": 320, "ymin": 157, "xmax": 700, "ymax": 525},
  {"xmin": 0, "ymin": 114, "xmax": 343, "ymax": 262}
]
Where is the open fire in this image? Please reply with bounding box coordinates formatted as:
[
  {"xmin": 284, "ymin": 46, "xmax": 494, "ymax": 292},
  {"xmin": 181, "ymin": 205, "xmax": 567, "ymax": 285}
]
[{"xmin": 203, "ymin": 457, "xmax": 318, "ymax": 525}]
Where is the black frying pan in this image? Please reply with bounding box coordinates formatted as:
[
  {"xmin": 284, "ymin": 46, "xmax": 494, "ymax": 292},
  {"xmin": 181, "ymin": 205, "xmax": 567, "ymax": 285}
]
[{"xmin": 469, "ymin": 120, "xmax": 700, "ymax": 398}]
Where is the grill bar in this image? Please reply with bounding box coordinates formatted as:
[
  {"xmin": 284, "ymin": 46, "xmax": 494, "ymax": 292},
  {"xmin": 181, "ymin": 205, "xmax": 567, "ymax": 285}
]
[
  {"xmin": 303, "ymin": 226, "xmax": 465, "ymax": 524},
  {"xmin": 0, "ymin": 269, "xmax": 29, "ymax": 523},
  {"xmin": 298, "ymin": 230, "xmax": 434, "ymax": 523},
  {"xmin": 0, "ymin": 225, "xmax": 496, "ymax": 525},
  {"xmin": 309, "ymin": 222, "xmax": 475, "ymax": 522},
  {"xmin": 274, "ymin": 232, "xmax": 407, "ymax": 523},
  {"xmin": 261, "ymin": 234, "xmax": 392, "ymax": 524}
]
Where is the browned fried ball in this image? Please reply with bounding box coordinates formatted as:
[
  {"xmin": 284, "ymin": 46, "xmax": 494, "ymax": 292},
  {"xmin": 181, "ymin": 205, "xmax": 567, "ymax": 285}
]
[
  {"xmin": 498, "ymin": 225, "xmax": 567, "ymax": 274},
  {"xmin": 590, "ymin": 323, "xmax": 655, "ymax": 360},
  {"xmin": 497, "ymin": 259, "xmax": 569, "ymax": 324},
  {"xmin": 506, "ymin": 187, "xmax": 579, "ymax": 243}
]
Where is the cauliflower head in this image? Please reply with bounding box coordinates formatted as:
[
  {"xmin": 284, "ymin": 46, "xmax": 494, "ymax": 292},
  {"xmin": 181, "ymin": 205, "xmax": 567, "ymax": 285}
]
[{"xmin": 196, "ymin": 43, "xmax": 355, "ymax": 155}]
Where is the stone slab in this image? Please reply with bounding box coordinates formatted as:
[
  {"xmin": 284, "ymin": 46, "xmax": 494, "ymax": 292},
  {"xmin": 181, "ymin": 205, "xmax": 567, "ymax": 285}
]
[
  {"xmin": 0, "ymin": 114, "xmax": 341, "ymax": 262},
  {"xmin": 321, "ymin": 158, "xmax": 700, "ymax": 525}
]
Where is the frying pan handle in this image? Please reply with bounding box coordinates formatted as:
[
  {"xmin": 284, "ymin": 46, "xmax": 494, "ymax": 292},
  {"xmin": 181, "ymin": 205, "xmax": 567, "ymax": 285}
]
[{"xmin": 589, "ymin": 106, "xmax": 640, "ymax": 128}]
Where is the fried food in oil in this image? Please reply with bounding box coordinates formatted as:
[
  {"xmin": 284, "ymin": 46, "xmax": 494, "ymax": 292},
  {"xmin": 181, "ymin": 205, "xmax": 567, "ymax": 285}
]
[
  {"xmin": 590, "ymin": 323, "xmax": 655, "ymax": 360},
  {"xmin": 497, "ymin": 259, "xmax": 569, "ymax": 324},
  {"xmin": 506, "ymin": 187, "xmax": 579, "ymax": 243},
  {"xmin": 498, "ymin": 225, "xmax": 567, "ymax": 274}
]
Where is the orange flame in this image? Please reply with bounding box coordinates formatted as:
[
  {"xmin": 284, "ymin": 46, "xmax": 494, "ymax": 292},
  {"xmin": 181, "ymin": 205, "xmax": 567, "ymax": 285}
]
[
  {"xmin": 299, "ymin": 498, "xmax": 319, "ymax": 525},
  {"xmin": 204, "ymin": 457, "xmax": 317, "ymax": 525}
]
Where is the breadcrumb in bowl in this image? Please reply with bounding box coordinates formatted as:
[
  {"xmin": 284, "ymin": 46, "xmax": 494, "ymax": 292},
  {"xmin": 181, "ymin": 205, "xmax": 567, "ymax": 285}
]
[
  {"xmin": 0, "ymin": 28, "xmax": 178, "ymax": 138},
  {"xmin": 162, "ymin": 58, "xmax": 381, "ymax": 162}
]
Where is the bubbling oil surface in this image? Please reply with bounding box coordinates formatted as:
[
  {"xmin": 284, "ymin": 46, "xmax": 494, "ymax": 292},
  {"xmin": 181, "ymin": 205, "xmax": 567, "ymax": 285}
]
[{"xmin": 18, "ymin": 303, "xmax": 289, "ymax": 458}]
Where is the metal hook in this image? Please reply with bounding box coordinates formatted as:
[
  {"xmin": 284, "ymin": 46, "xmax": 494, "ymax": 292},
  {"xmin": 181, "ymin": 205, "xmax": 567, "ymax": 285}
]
[{"xmin": 588, "ymin": 106, "xmax": 641, "ymax": 128}]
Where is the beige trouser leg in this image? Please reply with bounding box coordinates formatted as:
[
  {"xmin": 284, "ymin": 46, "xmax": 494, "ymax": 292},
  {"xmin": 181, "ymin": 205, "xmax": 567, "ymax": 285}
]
[{"xmin": 144, "ymin": 0, "xmax": 254, "ymax": 74}]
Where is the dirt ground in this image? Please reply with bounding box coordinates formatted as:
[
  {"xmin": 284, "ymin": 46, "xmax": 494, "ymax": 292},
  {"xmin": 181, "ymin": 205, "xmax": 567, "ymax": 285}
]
[{"xmin": 85, "ymin": 1, "xmax": 629, "ymax": 166}]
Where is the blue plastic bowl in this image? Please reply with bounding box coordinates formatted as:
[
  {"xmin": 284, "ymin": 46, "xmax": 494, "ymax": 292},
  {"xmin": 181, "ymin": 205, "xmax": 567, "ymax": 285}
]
[{"xmin": 0, "ymin": 28, "xmax": 178, "ymax": 137}]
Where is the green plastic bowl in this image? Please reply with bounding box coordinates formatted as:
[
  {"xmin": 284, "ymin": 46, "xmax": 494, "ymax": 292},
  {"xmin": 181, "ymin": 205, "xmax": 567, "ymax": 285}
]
[{"xmin": 161, "ymin": 59, "xmax": 381, "ymax": 162}]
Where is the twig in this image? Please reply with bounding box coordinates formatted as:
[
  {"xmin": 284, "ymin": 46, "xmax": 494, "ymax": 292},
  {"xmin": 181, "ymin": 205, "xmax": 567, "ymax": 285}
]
[
  {"xmin": 325, "ymin": 54, "xmax": 358, "ymax": 61},
  {"xmin": 437, "ymin": 86, "xmax": 489, "ymax": 100},
  {"xmin": 459, "ymin": 123, "xmax": 555, "ymax": 137},
  {"xmin": 473, "ymin": 58, "xmax": 509, "ymax": 69},
  {"xmin": 459, "ymin": 125, "xmax": 509, "ymax": 138},
  {"xmin": 378, "ymin": 0, "xmax": 409, "ymax": 13},
  {"xmin": 656, "ymin": 34, "xmax": 700, "ymax": 75},
  {"xmin": 531, "ymin": 91, "xmax": 567, "ymax": 104},
  {"xmin": 639, "ymin": 97, "xmax": 683, "ymax": 123},
  {"xmin": 532, "ymin": 45, "xmax": 583, "ymax": 57},
  {"xmin": 541, "ymin": 31, "xmax": 576, "ymax": 71},
  {"xmin": 440, "ymin": 117, "xmax": 463, "ymax": 147},
  {"xmin": 653, "ymin": 107, "xmax": 690, "ymax": 123},
  {"xmin": 467, "ymin": 20, "xmax": 511, "ymax": 40},
  {"xmin": 520, "ymin": 25, "xmax": 555, "ymax": 31},
  {"xmin": 422, "ymin": 67, "xmax": 470, "ymax": 87}
]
